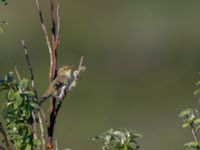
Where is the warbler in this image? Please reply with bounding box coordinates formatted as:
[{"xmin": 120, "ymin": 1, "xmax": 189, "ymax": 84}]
[{"xmin": 40, "ymin": 65, "xmax": 73, "ymax": 104}]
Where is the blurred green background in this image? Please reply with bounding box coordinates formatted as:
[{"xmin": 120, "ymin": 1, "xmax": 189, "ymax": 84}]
[{"xmin": 1, "ymin": 0, "xmax": 200, "ymax": 150}]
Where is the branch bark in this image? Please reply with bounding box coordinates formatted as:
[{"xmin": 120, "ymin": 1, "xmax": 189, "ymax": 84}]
[{"xmin": 47, "ymin": 1, "xmax": 59, "ymax": 148}]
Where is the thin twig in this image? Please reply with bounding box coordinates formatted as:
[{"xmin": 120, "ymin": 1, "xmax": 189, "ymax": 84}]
[
  {"xmin": 31, "ymin": 112, "xmax": 37, "ymax": 139},
  {"xmin": 190, "ymin": 122, "xmax": 198, "ymax": 143},
  {"xmin": 56, "ymin": 3, "xmax": 60, "ymax": 43},
  {"xmin": 49, "ymin": 0, "xmax": 57, "ymax": 81},
  {"xmin": 38, "ymin": 111, "xmax": 46, "ymax": 150},
  {"xmin": 0, "ymin": 122, "xmax": 11, "ymax": 150},
  {"xmin": 21, "ymin": 40, "xmax": 46, "ymax": 150},
  {"xmin": 14, "ymin": 63, "xmax": 21, "ymax": 81},
  {"xmin": 35, "ymin": 0, "xmax": 53, "ymax": 80},
  {"xmin": 51, "ymin": 0, "xmax": 56, "ymax": 48},
  {"xmin": 21, "ymin": 40, "xmax": 38, "ymax": 98},
  {"xmin": 40, "ymin": 107, "xmax": 49, "ymax": 127}
]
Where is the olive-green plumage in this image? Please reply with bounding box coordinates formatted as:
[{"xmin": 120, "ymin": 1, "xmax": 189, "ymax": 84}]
[{"xmin": 40, "ymin": 65, "xmax": 73, "ymax": 104}]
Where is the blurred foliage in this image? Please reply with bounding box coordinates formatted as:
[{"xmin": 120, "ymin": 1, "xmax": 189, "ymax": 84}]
[
  {"xmin": 0, "ymin": 27, "xmax": 3, "ymax": 35},
  {"xmin": 179, "ymin": 108, "xmax": 200, "ymax": 150},
  {"xmin": 0, "ymin": 72, "xmax": 40, "ymax": 150},
  {"xmin": 1, "ymin": 0, "xmax": 8, "ymax": 5},
  {"xmin": 93, "ymin": 128, "xmax": 141, "ymax": 150},
  {"xmin": 179, "ymin": 108, "xmax": 200, "ymax": 129},
  {"xmin": 0, "ymin": 0, "xmax": 8, "ymax": 34},
  {"xmin": 179, "ymin": 77, "xmax": 200, "ymax": 150}
]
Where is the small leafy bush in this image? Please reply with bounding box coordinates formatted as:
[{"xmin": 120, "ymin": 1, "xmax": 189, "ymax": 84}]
[
  {"xmin": 0, "ymin": 72, "xmax": 40, "ymax": 149},
  {"xmin": 93, "ymin": 128, "xmax": 142, "ymax": 150}
]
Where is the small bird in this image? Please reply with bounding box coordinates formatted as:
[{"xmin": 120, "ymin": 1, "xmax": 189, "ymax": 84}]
[{"xmin": 40, "ymin": 65, "xmax": 73, "ymax": 104}]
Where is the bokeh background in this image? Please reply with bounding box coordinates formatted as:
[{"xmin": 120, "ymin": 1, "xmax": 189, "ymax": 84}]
[{"xmin": 1, "ymin": 1, "xmax": 200, "ymax": 150}]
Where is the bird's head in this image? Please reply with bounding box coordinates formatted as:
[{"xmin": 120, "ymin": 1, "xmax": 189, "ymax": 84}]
[{"xmin": 58, "ymin": 65, "xmax": 72, "ymax": 76}]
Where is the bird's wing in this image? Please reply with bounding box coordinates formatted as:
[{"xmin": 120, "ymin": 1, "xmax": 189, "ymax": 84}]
[
  {"xmin": 43, "ymin": 78, "xmax": 58, "ymax": 99},
  {"xmin": 56, "ymin": 75, "xmax": 67, "ymax": 84}
]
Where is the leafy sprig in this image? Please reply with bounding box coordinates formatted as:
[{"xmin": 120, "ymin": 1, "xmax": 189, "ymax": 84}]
[
  {"xmin": 179, "ymin": 76, "xmax": 200, "ymax": 150},
  {"xmin": 93, "ymin": 128, "xmax": 142, "ymax": 150},
  {"xmin": 1, "ymin": 0, "xmax": 8, "ymax": 5}
]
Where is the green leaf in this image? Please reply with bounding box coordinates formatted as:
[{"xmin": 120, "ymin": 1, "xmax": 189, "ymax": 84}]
[
  {"xmin": 194, "ymin": 89, "xmax": 200, "ymax": 95},
  {"xmin": 19, "ymin": 79, "xmax": 29, "ymax": 91},
  {"xmin": 30, "ymin": 102, "xmax": 40, "ymax": 109},
  {"xmin": 184, "ymin": 141, "xmax": 198, "ymax": 148},
  {"xmin": 14, "ymin": 92, "xmax": 22, "ymax": 109},
  {"xmin": 0, "ymin": 27, "xmax": 4, "ymax": 34},
  {"xmin": 25, "ymin": 144, "xmax": 32, "ymax": 150},
  {"xmin": 182, "ymin": 122, "xmax": 190, "ymax": 128},
  {"xmin": 33, "ymin": 138, "xmax": 41, "ymax": 146},
  {"xmin": 22, "ymin": 107, "xmax": 30, "ymax": 119},
  {"xmin": 196, "ymin": 81, "xmax": 200, "ymax": 86},
  {"xmin": 196, "ymin": 125, "xmax": 200, "ymax": 131},
  {"xmin": 8, "ymin": 89, "xmax": 15, "ymax": 101},
  {"xmin": 194, "ymin": 118, "xmax": 200, "ymax": 125},
  {"xmin": 179, "ymin": 109, "xmax": 192, "ymax": 118}
]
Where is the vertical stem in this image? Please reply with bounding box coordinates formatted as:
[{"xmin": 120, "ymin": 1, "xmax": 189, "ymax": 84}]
[{"xmin": 47, "ymin": 0, "xmax": 59, "ymax": 148}]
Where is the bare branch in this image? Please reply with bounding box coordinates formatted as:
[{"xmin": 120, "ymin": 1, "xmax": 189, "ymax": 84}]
[
  {"xmin": 21, "ymin": 40, "xmax": 38, "ymax": 99},
  {"xmin": 51, "ymin": 0, "xmax": 56, "ymax": 46},
  {"xmin": 35, "ymin": 0, "xmax": 54, "ymax": 80},
  {"xmin": 47, "ymin": 0, "xmax": 60, "ymax": 148}
]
